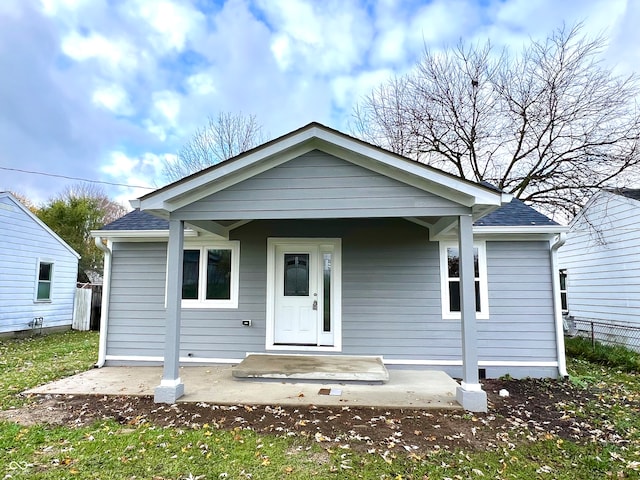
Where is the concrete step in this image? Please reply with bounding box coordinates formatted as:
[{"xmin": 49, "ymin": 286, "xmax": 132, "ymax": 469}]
[{"xmin": 232, "ymin": 354, "xmax": 389, "ymax": 382}]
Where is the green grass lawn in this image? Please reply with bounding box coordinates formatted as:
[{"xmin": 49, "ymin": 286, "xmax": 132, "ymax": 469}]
[
  {"xmin": 1, "ymin": 331, "xmax": 639, "ymax": 479},
  {"xmin": 0, "ymin": 330, "xmax": 98, "ymax": 409}
]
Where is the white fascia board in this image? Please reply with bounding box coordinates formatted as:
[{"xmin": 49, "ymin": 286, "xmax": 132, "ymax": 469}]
[
  {"xmin": 433, "ymin": 225, "xmax": 568, "ymax": 242},
  {"xmin": 89, "ymin": 229, "xmax": 199, "ymax": 241},
  {"xmin": 313, "ymin": 130, "xmax": 505, "ymax": 207},
  {"xmin": 138, "ymin": 124, "xmax": 507, "ymax": 213},
  {"xmin": 474, "ymin": 225, "xmax": 568, "ymax": 235},
  {"xmin": 139, "ymin": 130, "xmax": 319, "ymax": 212}
]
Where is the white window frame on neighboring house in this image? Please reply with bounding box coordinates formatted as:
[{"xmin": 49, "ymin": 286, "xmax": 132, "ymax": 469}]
[
  {"xmin": 35, "ymin": 259, "xmax": 54, "ymax": 303},
  {"xmin": 559, "ymin": 268, "xmax": 568, "ymax": 313},
  {"xmin": 172, "ymin": 240, "xmax": 240, "ymax": 309},
  {"xmin": 439, "ymin": 241, "xmax": 489, "ymax": 320}
]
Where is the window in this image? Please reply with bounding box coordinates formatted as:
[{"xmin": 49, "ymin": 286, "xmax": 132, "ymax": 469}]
[
  {"xmin": 36, "ymin": 261, "xmax": 53, "ymax": 302},
  {"xmin": 179, "ymin": 241, "xmax": 239, "ymax": 308},
  {"xmin": 559, "ymin": 269, "xmax": 568, "ymax": 313},
  {"xmin": 439, "ymin": 242, "xmax": 489, "ymax": 319}
]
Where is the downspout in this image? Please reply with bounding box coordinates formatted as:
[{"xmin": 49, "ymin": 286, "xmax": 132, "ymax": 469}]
[
  {"xmin": 550, "ymin": 232, "xmax": 568, "ymax": 378},
  {"xmin": 94, "ymin": 237, "xmax": 112, "ymax": 368}
]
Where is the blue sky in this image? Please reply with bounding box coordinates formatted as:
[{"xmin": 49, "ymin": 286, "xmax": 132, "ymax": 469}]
[{"xmin": 0, "ymin": 0, "xmax": 638, "ymax": 206}]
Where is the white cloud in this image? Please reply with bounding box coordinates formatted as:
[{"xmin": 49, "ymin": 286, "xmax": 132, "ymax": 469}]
[
  {"xmin": 61, "ymin": 31, "xmax": 138, "ymax": 72},
  {"xmin": 152, "ymin": 90, "xmax": 181, "ymax": 126},
  {"xmin": 39, "ymin": 0, "xmax": 91, "ymax": 16},
  {"xmin": 373, "ymin": 27, "xmax": 407, "ymax": 65},
  {"xmin": 91, "ymin": 84, "xmax": 133, "ymax": 115},
  {"xmin": 331, "ymin": 69, "xmax": 395, "ymax": 112},
  {"xmin": 101, "ymin": 150, "xmax": 172, "ymax": 205},
  {"xmin": 123, "ymin": 0, "xmax": 205, "ymax": 53},
  {"xmin": 186, "ymin": 73, "xmax": 216, "ymax": 96},
  {"xmin": 101, "ymin": 151, "xmax": 138, "ymax": 177},
  {"xmin": 257, "ymin": 0, "xmax": 373, "ymax": 74}
]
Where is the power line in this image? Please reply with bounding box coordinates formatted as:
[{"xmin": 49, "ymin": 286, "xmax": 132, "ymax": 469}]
[{"xmin": 0, "ymin": 165, "xmax": 156, "ymax": 190}]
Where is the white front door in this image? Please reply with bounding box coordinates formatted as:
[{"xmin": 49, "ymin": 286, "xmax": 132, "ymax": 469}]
[
  {"xmin": 274, "ymin": 245, "xmax": 319, "ymax": 345},
  {"xmin": 267, "ymin": 238, "xmax": 341, "ymax": 350}
]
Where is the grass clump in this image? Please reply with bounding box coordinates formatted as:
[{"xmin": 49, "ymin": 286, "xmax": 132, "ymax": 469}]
[
  {"xmin": 0, "ymin": 330, "xmax": 98, "ymax": 409},
  {"xmin": 565, "ymin": 335, "xmax": 640, "ymax": 372}
]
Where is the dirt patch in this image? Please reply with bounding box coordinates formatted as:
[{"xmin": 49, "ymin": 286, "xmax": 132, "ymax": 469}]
[{"xmin": 1, "ymin": 377, "xmax": 626, "ymax": 453}]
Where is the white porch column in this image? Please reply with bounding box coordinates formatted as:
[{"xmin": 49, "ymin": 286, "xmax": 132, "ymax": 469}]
[
  {"xmin": 456, "ymin": 214, "xmax": 487, "ymax": 412},
  {"xmin": 154, "ymin": 218, "xmax": 185, "ymax": 403}
]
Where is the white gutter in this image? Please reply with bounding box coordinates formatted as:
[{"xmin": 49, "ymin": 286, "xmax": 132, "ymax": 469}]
[
  {"xmin": 94, "ymin": 237, "xmax": 112, "ymax": 368},
  {"xmin": 550, "ymin": 232, "xmax": 568, "ymax": 378}
]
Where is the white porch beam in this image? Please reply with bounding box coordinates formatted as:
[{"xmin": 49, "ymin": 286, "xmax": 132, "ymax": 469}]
[
  {"xmin": 456, "ymin": 214, "xmax": 487, "ymax": 412},
  {"xmin": 154, "ymin": 218, "xmax": 185, "ymax": 403},
  {"xmin": 186, "ymin": 220, "xmax": 229, "ymax": 239},
  {"xmin": 428, "ymin": 217, "xmax": 458, "ymax": 240}
]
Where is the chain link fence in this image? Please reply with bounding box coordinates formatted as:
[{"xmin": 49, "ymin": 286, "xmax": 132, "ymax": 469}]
[{"xmin": 564, "ymin": 317, "xmax": 640, "ymax": 353}]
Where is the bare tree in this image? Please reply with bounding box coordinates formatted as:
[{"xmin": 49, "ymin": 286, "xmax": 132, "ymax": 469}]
[
  {"xmin": 351, "ymin": 24, "xmax": 640, "ymax": 219},
  {"xmin": 163, "ymin": 112, "xmax": 266, "ymax": 182}
]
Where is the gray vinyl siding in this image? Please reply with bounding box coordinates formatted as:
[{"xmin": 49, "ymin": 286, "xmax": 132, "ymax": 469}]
[
  {"xmin": 107, "ymin": 242, "xmax": 168, "ymax": 355},
  {"xmin": 558, "ymin": 192, "xmax": 640, "ymax": 324},
  {"xmin": 0, "ymin": 195, "xmax": 78, "ymax": 334},
  {"xmin": 105, "ymin": 220, "xmax": 559, "ymax": 378},
  {"xmin": 175, "ymin": 151, "xmax": 468, "ymax": 220},
  {"xmin": 484, "ymin": 241, "xmax": 557, "ymax": 362}
]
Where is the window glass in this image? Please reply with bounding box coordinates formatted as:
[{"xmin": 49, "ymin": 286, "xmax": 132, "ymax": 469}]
[
  {"xmin": 182, "ymin": 250, "xmax": 200, "ymax": 299},
  {"xmin": 177, "ymin": 242, "xmax": 239, "ymax": 308},
  {"xmin": 36, "ymin": 262, "xmax": 53, "ymax": 301},
  {"xmin": 559, "ymin": 269, "xmax": 568, "ymax": 312},
  {"xmin": 447, "ymin": 247, "xmax": 459, "ymax": 277},
  {"xmin": 323, "ymin": 252, "xmax": 332, "ymax": 332},
  {"xmin": 448, "ymin": 280, "xmax": 460, "ymax": 312},
  {"xmin": 440, "ymin": 243, "xmax": 489, "ymax": 318},
  {"xmin": 206, "ymin": 249, "xmax": 232, "ymax": 300},
  {"xmin": 446, "ymin": 247, "xmax": 480, "ymax": 312},
  {"xmin": 284, "ymin": 254, "xmax": 309, "ymax": 296}
]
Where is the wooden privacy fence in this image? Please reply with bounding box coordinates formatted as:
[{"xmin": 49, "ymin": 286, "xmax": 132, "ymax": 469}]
[{"xmin": 73, "ymin": 284, "xmax": 102, "ymax": 331}]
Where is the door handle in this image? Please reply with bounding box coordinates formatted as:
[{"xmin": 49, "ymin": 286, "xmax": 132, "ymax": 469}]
[{"xmin": 312, "ymin": 300, "xmax": 318, "ymax": 310}]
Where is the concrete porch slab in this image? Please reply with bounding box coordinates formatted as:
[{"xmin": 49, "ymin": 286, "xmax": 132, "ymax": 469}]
[
  {"xmin": 232, "ymin": 354, "xmax": 389, "ymax": 382},
  {"xmin": 25, "ymin": 366, "xmax": 461, "ymax": 409}
]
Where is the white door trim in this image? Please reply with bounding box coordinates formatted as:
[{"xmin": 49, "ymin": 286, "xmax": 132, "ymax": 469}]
[{"xmin": 266, "ymin": 238, "xmax": 342, "ymax": 352}]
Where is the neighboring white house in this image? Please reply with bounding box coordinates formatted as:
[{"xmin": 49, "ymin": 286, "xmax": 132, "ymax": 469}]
[
  {"xmin": 0, "ymin": 192, "xmax": 80, "ymax": 335},
  {"xmin": 558, "ymin": 189, "xmax": 640, "ymax": 349}
]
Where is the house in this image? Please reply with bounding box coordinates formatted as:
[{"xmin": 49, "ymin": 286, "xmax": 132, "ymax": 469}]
[
  {"xmin": 0, "ymin": 192, "xmax": 80, "ymax": 336},
  {"xmin": 558, "ymin": 189, "xmax": 640, "ymax": 349},
  {"xmin": 92, "ymin": 123, "xmax": 567, "ymax": 412}
]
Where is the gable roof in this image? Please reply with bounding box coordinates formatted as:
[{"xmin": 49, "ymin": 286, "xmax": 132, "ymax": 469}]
[
  {"xmin": 475, "ymin": 197, "xmax": 558, "ymax": 227},
  {"xmin": 99, "ymin": 122, "xmax": 564, "ymax": 236},
  {"xmin": 134, "ymin": 122, "xmax": 511, "ymax": 218},
  {"xmin": 0, "ymin": 192, "xmax": 81, "ymax": 258},
  {"xmin": 568, "ymin": 187, "xmax": 640, "ymax": 228},
  {"xmin": 102, "ymin": 208, "xmax": 169, "ymax": 231},
  {"xmin": 609, "ymin": 188, "xmax": 640, "ymax": 202}
]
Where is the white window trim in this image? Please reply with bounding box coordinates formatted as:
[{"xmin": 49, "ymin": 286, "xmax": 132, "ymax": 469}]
[
  {"xmin": 169, "ymin": 240, "xmax": 240, "ymax": 309},
  {"xmin": 34, "ymin": 259, "xmax": 54, "ymax": 303},
  {"xmin": 439, "ymin": 240, "xmax": 489, "ymax": 320},
  {"xmin": 265, "ymin": 238, "xmax": 342, "ymax": 352}
]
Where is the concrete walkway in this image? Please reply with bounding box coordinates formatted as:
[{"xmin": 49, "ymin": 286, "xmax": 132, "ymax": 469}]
[{"xmin": 26, "ymin": 366, "xmax": 461, "ymax": 409}]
